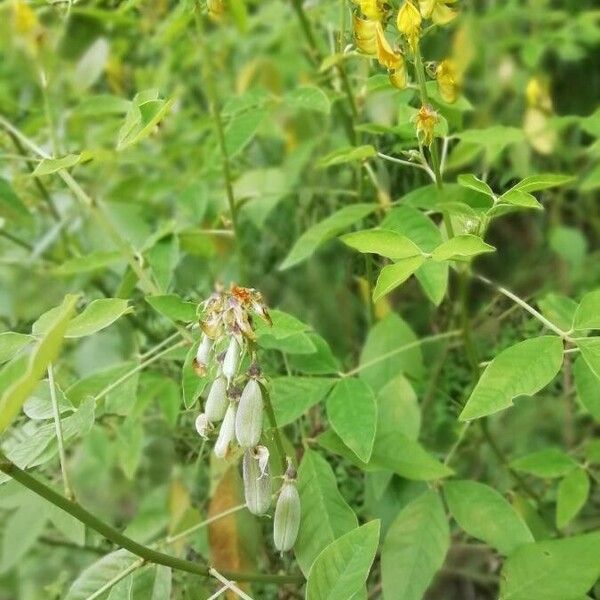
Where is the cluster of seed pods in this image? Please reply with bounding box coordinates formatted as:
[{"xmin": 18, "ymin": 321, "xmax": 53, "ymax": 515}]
[{"xmin": 192, "ymin": 285, "xmax": 300, "ymax": 554}]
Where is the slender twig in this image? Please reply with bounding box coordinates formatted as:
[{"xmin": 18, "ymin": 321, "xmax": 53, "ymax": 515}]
[
  {"xmin": 209, "ymin": 567, "xmax": 255, "ymax": 600},
  {"xmin": 85, "ymin": 558, "xmax": 145, "ymax": 600},
  {"xmin": 165, "ymin": 503, "xmax": 248, "ymax": 545},
  {"xmin": 207, "ymin": 585, "xmax": 230, "ymax": 600},
  {"xmin": 475, "ymin": 273, "xmax": 573, "ymax": 342},
  {"xmin": 48, "ymin": 364, "xmax": 73, "ymax": 500},
  {"xmin": 262, "ymin": 385, "xmax": 287, "ymax": 472},
  {"xmin": 0, "ymin": 454, "xmax": 303, "ymax": 585},
  {"xmin": 342, "ymin": 330, "xmax": 462, "ymax": 378},
  {"xmin": 93, "ymin": 340, "xmax": 187, "ymax": 404}
]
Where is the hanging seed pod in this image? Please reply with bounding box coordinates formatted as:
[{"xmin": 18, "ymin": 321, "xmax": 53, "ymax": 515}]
[
  {"xmin": 195, "ymin": 413, "xmax": 212, "ymax": 439},
  {"xmin": 222, "ymin": 337, "xmax": 240, "ymax": 384},
  {"xmin": 273, "ymin": 464, "xmax": 301, "ymax": 553},
  {"xmin": 194, "ymin": 334, "xmax": 213, "ymax": 376},
  {"xmin": 235, "ymin": 378, "xmax": 263, "ymax": 448},
  {"xmin": 243, "ymin": 446, "xmax": 272, "ymax": 515},
  {"xmin": 214, "ymin": 402, "xmax": 237, "ymax": 458},
  {"xmin": 205, "ymin": 376, "xmax": 228, "ymax": 422}
]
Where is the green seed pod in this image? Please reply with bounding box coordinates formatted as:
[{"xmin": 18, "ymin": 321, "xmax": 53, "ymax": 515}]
[
  {"xmin": 273, "ymin": 472, "xmax": 300, "ymax": 553},
  {"xmin": 222, "ymin": 337, "xmax": 240, "ymax": 384},
  {"xmin": 235, "ymin": 378, "xmax": 263, "ymax": 448},
  {"xmin": 205, "ymin": 376, "xmax": 228, "ymax": 422},
  {"xmin": 242, "ymin": 446, "xmax": 271, "ymax": 515},
  {"xmin": 214, "ymin": 402, "xmax": 236, "ymax": 458}
]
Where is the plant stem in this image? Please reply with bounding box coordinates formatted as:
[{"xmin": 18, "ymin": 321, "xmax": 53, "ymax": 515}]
[
  {"xmin": 48, "ymin": 364, "xmax": 73, "ymax": 500},
  {"xmin": 0, "ymin": 453, "xmax": 303, "ymax": 585},
  {"xmin": 342, "ymin": 330, "xmax": 462, "ymax": 377},
  {"xmin": 94, "ymin": 340, "xmax": 187, "ymax": 404},
  {"xmin": 86, "ymin": 559, "xmax": 145, "ymax": 600},
  {"xmin": 261, "ymin": 384, "xmax": 287, "ymax": 472},
  {"xmin": 475, "ymin": 273, "xmax": 573, "ymax": 342},
  {"xmin": 209, "ymin": 567, "xmax": 255, "ymax": 600}
]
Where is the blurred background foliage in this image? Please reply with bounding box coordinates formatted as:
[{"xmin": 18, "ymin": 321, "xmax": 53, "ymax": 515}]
[{"xmin": 0, "ymin": 0, "xmax": 599, "ymax": 598}]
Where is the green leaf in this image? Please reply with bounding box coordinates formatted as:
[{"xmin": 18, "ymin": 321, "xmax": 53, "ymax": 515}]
[
  {"xmin": 574, "ymin": 357, "xmax": 600, "ymax": 421},
  {"xmin": 306, "ymin": 520, "xmax": 380, "ymax": 600},
  {"xmin": 431, "ymin": 234, "xmax": 495, "ymax": 261},
  {"xmin": 65, "ymin": 550, "xmax": 139, "ymax": 600},
  {"xmin": 457, "ymin": 174, "xmax": 495, "ymax": 197},
  {"xmin": 577, "ymin": 338, "xmax": 600, "ymax": 380},
  {"xmin": 340, "ymin": 229, "xmax": 423, "ymax": 259},
  {"xmin": 287, "ymin": 334, "xmax": 341, "ymax": 374},
  {"xmin": 182, "ymin": 341, "xmax": 207, "ymax": 409},
  {"xmin": 286, "ymin": 85, "xmax": 330, "ymax": 114},
  {"xmin": 499, "ymin": 533, "xmax": 600, "ymax": 600},
  {"xmin": 381, "ymin": 491, "xmax": 449, "ymax": 600},
  {"xmin": 359, "ymin": 313, "xmax": 423, "ymax": 392},
  {"xmin": 254, "ymin": 309, "xmax": 309, "ymax": 340},
  {"xmin": 377, "ymin": 375, "xmax": 420, "ymax": 441},
  {"xmin": 146, "ymin": 294, "xmax": 197, "ymax": 322},
  {"xmin": 151, "ymin": 566, "xmax": 172, "ymax": 600},
  {"xmin": 0, "ymin": 332, "xmax": 33, "ymax": 364},
  {"xmin": 327, "ymin": 378, "xmax": 377, "ymax": 463},
  {"xmin": 459, "ymin": 336, "xmax": 564, "ymax": 421},
  {"xmin": 498, "ymin": 189, "xmax": 543, "ymax": 209},
  {"xmin": 381, "ymin": 206, "xmax": 447, "ymax": 305},
  {"xmin": 32, "ymin": 154, "xmax": 81, "ymax": 176},
  {"xmin": 318, "ymin": 429, "xmax": 453, "ymax": 481},
  {"xmin": 0, "ymin": 178, "xmax": 31, "ymax": 222},
  {"xmin": 573, "ymin": 290, "xmax": 600, "ymax": 330},
  {"xmin": 444, "ymin": 480, "xmax": 533, "ymax": 555},
  {"xmin": 510, "ymin": 448, "xmax": 578, "ymax": 478},
  {"xmin": 318, "ymin": 145, "xmax": 377, "ymax": 168},
  {"xmin": 0, "ymin": 295, "xmax": 78, "ymax": 433},
  {"xmin": 295, "ymin": 449, "xmax": 358, "ymax": 576},
  {"xmin": 1, "ymin": 496, "xmax": 49, "ymax": 572},
  {"xmin": 280, "ymin": 204, "xmax": 376, "ymax": 270},
  {"xmin": 224, "ymin": 107, "xmax": 267, "ymax": 157},
  {"xmin": 511, "ymin": 173, "xmax": 573, "ymax": 193},
  {"xmin": 53, "ymin": 251, "xmax": 123, "ymax": 275},
  {"xmin": 66, "ymin": 299, "xmax": 132, "ymax": 338},
  {"xmin": 556, "ymin": 468, "xmax": 589, "ymax": 529},
  {"xmin": 270, "ymin": 376, "xmax": 336, "ymax": 426},
  {"xmin": 117, "ymin": 90, "xmax": 173, "ymax": 150},
  {"xmin": 47, "ymin": 502, "xmax": 85, "ymax": 546},
  {"xmin": 372, "ymin": 256, "xmax": 425, "ymax": 302},
  {"xmin": 538, "ymin": 293, "xmax": 577, "ymax": 332}
]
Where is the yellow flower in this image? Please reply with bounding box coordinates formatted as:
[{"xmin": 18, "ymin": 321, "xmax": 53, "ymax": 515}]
[
  {"xmin": 419, "ymin": 0, "xmax": 457, "ymax": 25},
  {"xmin": 415, "ymin": 104, "xmax": 439, "ymax": 146},
  {"xmin": 359, "ymin": 0, "xmax": 384, "ymax": 21},
  {"xmin": 12, "ymin": 0, "xmax": 37, "ymax": 34},
  {"xmin": 396, "ymin": 1, "xmax": 422, "ymax": 52},
  {"xmin": 353, "ymin": 12, "xmax": 378, "ymax": 55},
  {"xmin": 389, "ymin": 64, "xmax": 407, "ymax": 90},
  {"xmin": 436, "ymin": 59, "xmax": 458, "ymax": 103},
  {"xmin": 207, "ymin": 0, "xmax": 225, "ymax": 22},
  {"xmin": 525, "ymin": 77, "xmax": 553, "ymax": 113},
  {"xmin": 375, "ymin": 23, "xmax": 403, "ymax": 70}
]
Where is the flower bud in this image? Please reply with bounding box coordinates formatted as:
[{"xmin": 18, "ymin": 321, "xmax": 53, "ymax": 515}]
[
  {"xmin": 222, "ymin": 337, "xmax": 240, "ymax": 384},
  {"xmin": 396, "ymin": 1, "xmax": 421, "ymax": 52},
  {"xmin": 205, "ymin": 376, "xmax": 228, "ymax": 422},
  {"xmin": 273, "ymin": 471, "xmax": 301, "ymax": 553},
  {"xmin": 195, "ymin": 413, "xmax": 213, "ymax": 439},
  {"xmin": 353, "ymin": 12, "xmax": 378, "ymax": 56},
  {"xmin": 214, "ymin": 402, "xmax": 236, "ymax": 459},
  {"xmin": 235, "ymin": 378, "xmax": 263, "ymax": 448},
  {"xmin": 195, "ymin": 334, "xmax": 213, "ymax": 375},
  {"xmin": 243, "ymin": 447, "xmax": 271, "ymax": 515},
  {"xmin": 375, "ymin": 23, "xmax": 403, "ymax": 71},
  {"xmin": 436, "ymin": 59, "xmax": 458, "ymax": 103}
]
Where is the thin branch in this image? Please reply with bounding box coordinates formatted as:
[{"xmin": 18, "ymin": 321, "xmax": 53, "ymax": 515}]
[
  {"xmin": 0, "ymin": 454, "xmax": 303, "ymax": 585},
  {"xmin": 209, "ymin": 567, "xmax": 255, "ymax": 600},
  {"xmin": 85, "ymin": 559, "xmax": 145, "ymax": 600},
  {"xmin": 475, "ymin": 273, "xmax": 573, "ymax": 342},
  {"xmin": 48, "ymin": 364, "xmax": 73, "ymax": 500}
]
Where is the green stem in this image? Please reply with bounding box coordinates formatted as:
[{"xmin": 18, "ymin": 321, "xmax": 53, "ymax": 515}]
[
  {"xmin": 261, "ymin": 384, "xmax": 287, "ymax": 472},
  {"xmin": 0, "ymin": 454, "xmax": 302, "ymax": 585},
  {"xmin": 48, "ymin": 364, "xmax": 73, "ymax": 500}
]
